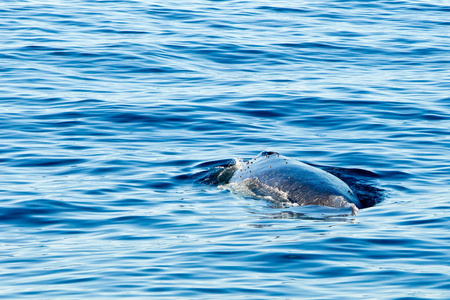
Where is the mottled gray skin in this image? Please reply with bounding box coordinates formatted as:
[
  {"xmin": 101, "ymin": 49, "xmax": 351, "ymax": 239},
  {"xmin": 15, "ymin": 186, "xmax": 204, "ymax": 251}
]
[{"xmin": 229, "ymin": 151, "xmax": 362, "ymax": 213}]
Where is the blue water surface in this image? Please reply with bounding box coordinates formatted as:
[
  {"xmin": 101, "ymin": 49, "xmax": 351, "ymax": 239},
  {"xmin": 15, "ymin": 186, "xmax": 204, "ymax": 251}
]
[{"xmin": 0, "ymin": 0, "xmax": 449, "ymax": 299}]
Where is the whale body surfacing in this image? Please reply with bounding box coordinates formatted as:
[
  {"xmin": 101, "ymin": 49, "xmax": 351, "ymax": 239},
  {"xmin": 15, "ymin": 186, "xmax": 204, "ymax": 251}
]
[{"xmin": 227, "ymin": 151, "xmax": 362, "ymax": 215}]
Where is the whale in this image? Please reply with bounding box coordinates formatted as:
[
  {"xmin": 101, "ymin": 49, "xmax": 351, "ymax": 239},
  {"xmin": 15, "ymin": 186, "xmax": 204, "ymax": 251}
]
[{"xmin": 227, "ymin": 151, "xmax": 362, "ymax": 215}]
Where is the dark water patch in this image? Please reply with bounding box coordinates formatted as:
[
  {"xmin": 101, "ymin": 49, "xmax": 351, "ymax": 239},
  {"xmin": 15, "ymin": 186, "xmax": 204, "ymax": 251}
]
[
  {"xmin": 145, "ymin": 7, "xmax": 203, "ymax": 21},
  {"xmin": 172, "ymin": 174, "xmax": 195, "ymax": 184},
  {"xmin": 109, "ymin": 215, "xmax": 169, "ymax": 227},
  {"xmin": 91, "ymin": 28, "xmax": 148, "ymax": 35},
  {"xmin": 11, "ymin": 158, "xmax": 86, "ymax": 168},
  {"xmin": 35, "ymin": 111, "xmax": 92, "ymax": 120},
  {"xmin": 145, "ymin": 181, "xmax": 175, "ymax": 190},
  {"xmin": 256, "ymin": 6, "xmax": 310, "ymax": 14},
  {"xmin": 398, "ymin": 216, "xmax": 449, "ymax": 227},
  {"xmin": 377, "ymin": 170, "xmax": 412, "ymax": 180},
  {"xmin": 0, "ymin": 209, "xmax": 67, "ymax": 227},
  {"xmin": 61, "ymin": 145, "xmax": 92, "ymax": 150},
  {"xmin": 228, "ymin": 108, "xmax": 287, "ymax": 119},
  {"xmin": 104, "ymin": 235, "xmax": 159, "ymax": 241},
  {"xmin": 56, "ymin": 128, "xmax": 116, "ymax": 138},
  {"xmin": 38, "ymin": 120, "xmax": 86, "ymax": 128},
  {"xmin": 0, "ymin": 198, "xmax": 165, "ymax": 230},
  {"xmin": 88, "ymin": 166, "xmax": 130, "ymax": 175},
  {"xmin": 116, "ymin": 66, "xmax": 184, "ymax": 74},
  {"xmin": 84, "ymin": 188, "xmax": 117, "ymax": 195},
  {"xmin": 103, "ymin": 112, "xmax": 162, "ymax": 125}
]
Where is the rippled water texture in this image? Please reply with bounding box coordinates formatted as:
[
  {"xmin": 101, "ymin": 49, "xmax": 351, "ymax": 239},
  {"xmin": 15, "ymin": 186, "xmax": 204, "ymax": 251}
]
[{"xmin": 0, "ymin": 0, "xmax": 449, "ymax": 299}]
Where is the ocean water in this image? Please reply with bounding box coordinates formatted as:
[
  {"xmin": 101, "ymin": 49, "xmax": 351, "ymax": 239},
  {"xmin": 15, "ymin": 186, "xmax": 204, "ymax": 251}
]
[{"xmin": 1, "ymin": 0, "xmax": 449, "ymax": 298}]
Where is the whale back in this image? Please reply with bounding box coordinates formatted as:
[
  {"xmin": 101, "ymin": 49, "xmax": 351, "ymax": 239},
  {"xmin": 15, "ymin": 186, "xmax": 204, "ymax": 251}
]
[{"xmin": 229, "ymin": 151, "xmax": 362, "ymax": 212}]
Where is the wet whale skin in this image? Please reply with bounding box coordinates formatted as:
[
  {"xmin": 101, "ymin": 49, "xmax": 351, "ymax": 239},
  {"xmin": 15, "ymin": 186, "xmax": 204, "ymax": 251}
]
[{"xmin": 230, "ymin": 152, "xmax": 362, "ymax": 211}]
